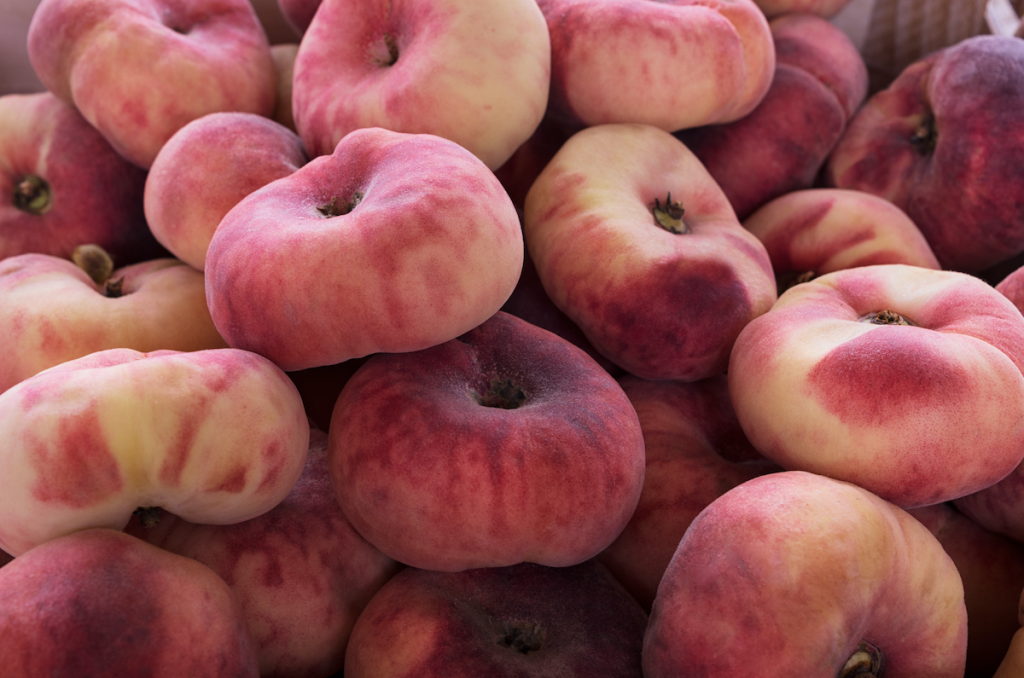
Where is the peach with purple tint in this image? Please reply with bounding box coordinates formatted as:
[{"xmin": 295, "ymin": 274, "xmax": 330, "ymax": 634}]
[
  {"xmin": 344, "ymin": 560, "xmax": 647, "ymax": 678},
  {"xmin": 824, "ymin": 36, "xmax": 1024, "ymax": 273}
]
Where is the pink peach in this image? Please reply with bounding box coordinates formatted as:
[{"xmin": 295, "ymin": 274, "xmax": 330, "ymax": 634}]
[
  {"xmin": 27, "ymin": 0, "xmax": 277, "ymax": 168},
  {"xmin": 644, "ymin": 471, "xmax": 967, "ymax": 677},
  {"xmin": 728, "ymin": 264, "xmax": 1024, "ymax": 508},
  {"xmin": 538, "ymin": 0, "xmax": 775, "ymax": 132},
  {"xmin": 0, "ymin": 347, "xmax": 310, "ymax": 555},
  {"xmin": 0, "ymin": 252, "xmax": 228, "ymax": 394},
  {"xmin": 145, "ymin": 111, "xmax": 307, "ymax": 270},
  {"xmin": 524, "ymin": 123, "xmax": 777, "ymax": 381},
  {"xmin": 205, "ymin": 127, "xmax": 523, "ymax": 371},
  {"xmin": 743, "ymin": 187, "xmax": 941, "ymax": 294},
  {"xmin": 126, "ymin": 428, "xmax": 402, "ymax": 678}
]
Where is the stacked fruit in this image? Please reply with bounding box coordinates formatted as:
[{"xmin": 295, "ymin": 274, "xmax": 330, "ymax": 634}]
[{"xmin": 2, "ymin": 0, "xmax": 1024, "ymax": 675}]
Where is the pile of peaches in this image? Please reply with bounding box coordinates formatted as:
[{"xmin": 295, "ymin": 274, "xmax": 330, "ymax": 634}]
[{"xmin": 3, "ymin": 0, "xmax": 1024, "ymax": 675}]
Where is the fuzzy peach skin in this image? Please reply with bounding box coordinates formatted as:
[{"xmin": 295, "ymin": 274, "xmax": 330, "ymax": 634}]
[
  {"xmin": 0, "ymin": 528, "xmax": 259, "ymax": 677},
  {"xmin": 0, "ymin": 253, "xmax": 228, "ymax": 394},
  {"xmin": 824, "ymin": 35, "xmax": 1024, "ymax": 273},
  {"xmin": 728, "ymin": 264, "xmax": 1024, "ymax": 509},
  {"xmin": 537, "ymin": 0, "xmax": 774, "ymax": 132},
  {"xmin": 744, "ymin": 188, "xmax": 941, "ymax": 294},
  {"xmin": 344, "ymin": 560, "xmax": 648, "ymax": 678},
  {"xmin": 643, "ymin": 471, "xmax": 967, "ymax": 677},
  {"xmin": 0, "ymin": 347, "xmax": 310, "ymax": 556},
  {"xmin": 205, "ymin": 127, "xmax": 523, "ymax": 372},
  {"xmin": 597, "ymin": 375, "xmax": 780, "ymax": 612},
  {"xmin": 328, "ymin": 311, "xmax": 645, "ymax": 572},
  {"xmin": 674, "ymin": 13, "xmax": 868, "ymax": 220},
  {"xmin": 0, "ymin": 92, "xmax": 163, "ymax": 263},
  {"xmin": 524, "ymin": 123, "xmax": 777, "ymax": 382},
  {"xmin": 292, "ymin": 0, "xmax": 550, "ymax": 170},
  {"xmin": 125, "ymin": 428, "xmax": 402, "ymax": 678},
  {"xmin": 909, "ymin": 503, "xmax": 1024, "ymax": 678},
  {"xmin": 27, "ymin": 0, "xmax": 277, "ymax": 169},
  {"xmin": 145, "ymin": 112, "xmax": 307, "ymax": 271}
]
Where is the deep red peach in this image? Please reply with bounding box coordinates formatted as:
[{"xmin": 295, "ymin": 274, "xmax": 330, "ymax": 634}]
[
  {"xmin": 328, "ymin": 311, "xmax": 645, "ymax": 571},
  {"xmin": 344, "ymin": 560, "xmax": 648, "ymax": 678},
  {"xmin": 0, "ymin": 528, "xmax": 260, "ymax": 677},
  {"xmin": 0, "ymin": 92, "xmax": 163, "ymax": 263},
  {"xmin": 909, "ymin": 503, "xmax": 1024, "ymax": 678}
]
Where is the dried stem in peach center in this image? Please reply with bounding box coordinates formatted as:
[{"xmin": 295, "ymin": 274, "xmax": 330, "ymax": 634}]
[
  {"xmin": 651, "ymin": 192, "xmax": 688, "ymax": 234},
  {"xmin": 839, "ymin": 640, "xmax": 882, "ymax": 677},
  {"xmin": 860, "ymin": 309, "xmax": 915, "ymax": 326},
  {"xmin": 13, "ymin": 174, "xmax": 52, "ymax": 215}
]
